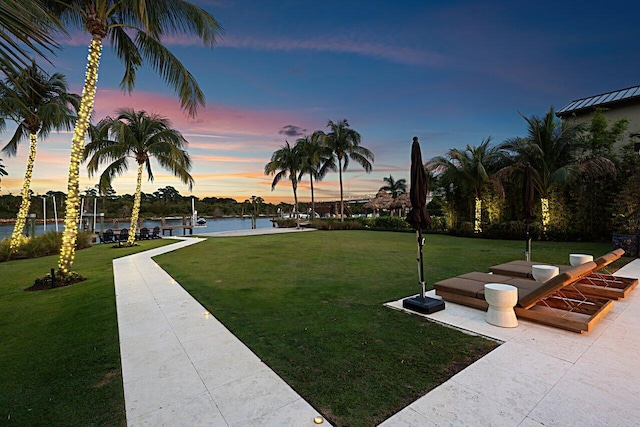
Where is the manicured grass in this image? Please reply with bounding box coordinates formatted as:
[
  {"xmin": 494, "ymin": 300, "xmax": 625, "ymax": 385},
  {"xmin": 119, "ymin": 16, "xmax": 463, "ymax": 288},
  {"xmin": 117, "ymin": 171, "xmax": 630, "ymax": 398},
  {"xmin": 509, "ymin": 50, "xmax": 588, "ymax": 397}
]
[
  {"xmin": 0, "ymin": 239, "xmax": 172, "ymax": 426},
  {"xmin": 155, "ymin": 231, "xmax": 623, "ymax": 426}
]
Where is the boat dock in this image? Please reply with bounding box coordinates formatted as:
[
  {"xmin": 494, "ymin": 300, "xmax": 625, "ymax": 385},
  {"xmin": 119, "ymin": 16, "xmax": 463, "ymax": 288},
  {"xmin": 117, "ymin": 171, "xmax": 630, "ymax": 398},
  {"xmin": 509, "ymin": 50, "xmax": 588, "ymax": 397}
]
[{"xmin": 160, "ymin": 217, "xmax": 194, "ymax": 236}]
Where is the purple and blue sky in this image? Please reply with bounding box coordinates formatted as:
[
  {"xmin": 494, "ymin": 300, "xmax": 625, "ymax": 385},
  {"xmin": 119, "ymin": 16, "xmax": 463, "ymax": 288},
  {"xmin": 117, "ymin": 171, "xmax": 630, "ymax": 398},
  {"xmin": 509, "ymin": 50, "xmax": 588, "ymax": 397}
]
[{"xmin": 1, "ymin": 0, "xmax": 639, "ymax": 203}]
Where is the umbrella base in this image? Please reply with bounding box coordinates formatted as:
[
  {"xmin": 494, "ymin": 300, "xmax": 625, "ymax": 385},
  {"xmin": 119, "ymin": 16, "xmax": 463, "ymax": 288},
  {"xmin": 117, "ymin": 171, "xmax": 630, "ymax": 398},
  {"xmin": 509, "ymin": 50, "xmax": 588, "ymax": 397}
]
[{"xmin": 402, "ymin": 295, "xmax": 445, "ymax": 314}]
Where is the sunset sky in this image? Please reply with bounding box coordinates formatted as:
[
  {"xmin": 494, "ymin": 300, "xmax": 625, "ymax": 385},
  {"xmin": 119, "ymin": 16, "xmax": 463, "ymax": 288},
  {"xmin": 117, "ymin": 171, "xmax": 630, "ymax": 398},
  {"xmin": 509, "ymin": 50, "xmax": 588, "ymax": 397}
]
[{"xmin": 1, "ymin": 0, "xmax": 639, "ymax": 203}]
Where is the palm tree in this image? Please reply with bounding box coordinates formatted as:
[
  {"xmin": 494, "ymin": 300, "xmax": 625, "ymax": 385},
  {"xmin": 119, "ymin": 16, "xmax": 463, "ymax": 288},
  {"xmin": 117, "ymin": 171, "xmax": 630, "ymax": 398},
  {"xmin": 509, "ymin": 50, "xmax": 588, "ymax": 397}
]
[
  {"xmin": 297, "ymin": 131, "xmax": 331, "ymax": 218},
  {"xmin": 379, "ymin": 175, "xmax": 407, "ymax": 199},
  {"xmin": 0, "ymin": 159, "xmax": 7, "ymax": 188},
  {"xmin": 322, "ymin": 119, "xmax": 374, "ymax": 221},
  {"xmin": 428, "ymin": 137, "xmax": 500, "ymax": 232},
  {"xmin": 0, "ymin": 63, "xmax": 78, "ymax": 251},
  {"xmin": 265, "ymin": 141, "xmax": 302, "ymax": 227},
  {"xmin": 84, "ymin": 109, "xmax": 194, "ymax": 246},
  {"xmin": 498, "ymin": 107, "xmax": 614, "ymax": 230},
  {"xmin": 0, "ymin": 1, "xmax": 60, "ymax": 75},
  {"xmin": 46, "ymin": 0, "xmax": 223, "ymax": 274}
]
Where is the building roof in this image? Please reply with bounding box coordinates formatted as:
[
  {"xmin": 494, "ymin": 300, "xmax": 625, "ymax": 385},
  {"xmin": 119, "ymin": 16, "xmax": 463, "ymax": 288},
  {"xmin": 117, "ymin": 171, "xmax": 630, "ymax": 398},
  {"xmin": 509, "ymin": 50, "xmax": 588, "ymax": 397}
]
[{"xmin": 556, "ymin": 85, "xmax": 640, "ymax": 117}]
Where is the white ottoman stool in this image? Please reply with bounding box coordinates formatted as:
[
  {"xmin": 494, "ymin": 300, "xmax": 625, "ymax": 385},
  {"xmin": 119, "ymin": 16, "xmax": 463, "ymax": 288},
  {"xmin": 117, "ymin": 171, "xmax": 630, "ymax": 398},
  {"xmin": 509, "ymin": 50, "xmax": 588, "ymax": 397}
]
[
  {"xmin": 484, "ymin": 283, "xmax": 518, "ymax": 328},
  {"xmin": 570, "ymin": 253, "xmax": 593, "ymax": 266},
  {"xmin": 532, "ymin": 264, "xmax": 559, "ymax": 282}
]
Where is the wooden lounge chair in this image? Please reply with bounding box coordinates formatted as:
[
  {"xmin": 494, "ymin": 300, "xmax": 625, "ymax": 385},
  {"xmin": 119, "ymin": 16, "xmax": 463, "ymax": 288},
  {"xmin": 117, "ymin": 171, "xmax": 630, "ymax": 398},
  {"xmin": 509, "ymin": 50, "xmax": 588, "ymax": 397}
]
[
  {"xmin": 434, "ymin": 261, "xmax": 614, "ymax": 333},
  {"xmin": 488, "ymin": 249, "xmax": 637, "ymax": 299},
  {"xmin": 150, "ymin": 226, "xmax": 160, "ymax": 239}
]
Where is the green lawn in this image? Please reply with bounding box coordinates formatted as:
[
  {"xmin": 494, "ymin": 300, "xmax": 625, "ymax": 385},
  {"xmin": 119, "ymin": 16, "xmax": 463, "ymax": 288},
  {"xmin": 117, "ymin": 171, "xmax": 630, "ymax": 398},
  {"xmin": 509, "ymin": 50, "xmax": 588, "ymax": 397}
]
[
  {"xmin": 0, "ymin": 232, "xmax": 625, "ymax": 427},
  {"xmin": 155, "ymin": 231, "xmax": 624, "ymax": 426},
  {"xmin": 0, "ymin": 239, "xmax": 172, "ymax": 426}
]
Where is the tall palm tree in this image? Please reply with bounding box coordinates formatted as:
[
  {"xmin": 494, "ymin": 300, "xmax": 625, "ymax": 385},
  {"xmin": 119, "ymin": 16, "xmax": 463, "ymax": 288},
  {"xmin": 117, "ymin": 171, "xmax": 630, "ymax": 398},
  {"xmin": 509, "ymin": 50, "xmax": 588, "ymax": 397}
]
[
  {"xmin": 322, "ymin": 119, "xmax": 374, "ymax": 221},
  {"xmin": 379, "ymin": 175, "xmax": 407, "ymax": 199},
  {"xmin": 0, "ymin": 63, "xmax": 78, "ymax": 251},
  {"xmin": 297, "ymin": 131, "xmax": 331, "ymax": 218},
  {"xmin": 265, "ymin": 141, "xmax": 302, "ymax": 226},
  {"xmin": 0, "ymin": 1, "xmax": 60, "ymax": 75},
  {"xmin": 46, "ymin": 0, "xmax": 223, "ymax": 274},
  {"xmin": 428, "ymin": 137, "xmax": 500, "ymax": 232},
  {"xmin": 498, "ymin": 107, "xmax": 614, "ymax": 229},
  {"xmin": 84, "ymin": 109, "xmax": 194, "ymax": 246}
]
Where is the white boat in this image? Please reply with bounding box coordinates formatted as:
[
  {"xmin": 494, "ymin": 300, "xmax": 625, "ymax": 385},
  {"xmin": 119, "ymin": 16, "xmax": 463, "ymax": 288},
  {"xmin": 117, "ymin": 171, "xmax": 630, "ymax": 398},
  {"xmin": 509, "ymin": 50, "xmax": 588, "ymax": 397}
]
[{"xmin": 196, "ymin": 217, "xmax": 207, "ymax": 225}]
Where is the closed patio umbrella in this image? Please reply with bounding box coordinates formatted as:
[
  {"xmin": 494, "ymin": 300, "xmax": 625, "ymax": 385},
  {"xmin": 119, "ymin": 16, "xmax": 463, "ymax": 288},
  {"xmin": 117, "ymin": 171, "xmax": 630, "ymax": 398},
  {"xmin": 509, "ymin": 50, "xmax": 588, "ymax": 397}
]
[{"xmin": 403, "ymin": 137, "xmax": 445, "ymax": 314}]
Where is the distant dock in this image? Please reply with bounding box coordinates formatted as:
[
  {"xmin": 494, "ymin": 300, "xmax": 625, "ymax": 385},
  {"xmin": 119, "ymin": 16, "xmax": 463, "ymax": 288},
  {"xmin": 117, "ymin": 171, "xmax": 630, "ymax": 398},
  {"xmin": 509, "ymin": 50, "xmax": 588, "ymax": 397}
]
[{"xmin": 160, "ymin": 217, "xmax": 194, "ymax": 236}]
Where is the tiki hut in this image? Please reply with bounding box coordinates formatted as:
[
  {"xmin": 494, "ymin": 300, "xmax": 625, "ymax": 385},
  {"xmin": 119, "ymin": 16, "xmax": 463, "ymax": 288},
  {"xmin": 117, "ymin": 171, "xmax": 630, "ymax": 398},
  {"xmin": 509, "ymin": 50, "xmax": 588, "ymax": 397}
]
[
  {"xmin": 389, "ymin": 192, "xmax": 410, "ymax": 216},
  {"xmin": 364, "ymin": 190, "xmax": 393, "ymax": 215}
]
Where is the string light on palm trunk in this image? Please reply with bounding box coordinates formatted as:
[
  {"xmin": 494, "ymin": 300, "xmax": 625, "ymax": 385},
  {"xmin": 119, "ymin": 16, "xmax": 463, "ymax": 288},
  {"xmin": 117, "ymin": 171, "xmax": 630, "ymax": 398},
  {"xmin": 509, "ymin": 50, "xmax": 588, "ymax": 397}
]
[
  {"xmin": 541, "ymin": 198, "xmax": 550, "ymax": 231},
  {"xmin": 474, "ymin": 198, "xmax": 482, "ymax": 233},
  {"xmin": 127, "ymin": 164, "xmax": 144, "ymax": 246},
  {"xmin": 9, "ymin": 134, "xmax": 38, "ymax": 252},
  {"xmin": 59, "ymin": 38, "xmax": 101, "ymax": 274}
]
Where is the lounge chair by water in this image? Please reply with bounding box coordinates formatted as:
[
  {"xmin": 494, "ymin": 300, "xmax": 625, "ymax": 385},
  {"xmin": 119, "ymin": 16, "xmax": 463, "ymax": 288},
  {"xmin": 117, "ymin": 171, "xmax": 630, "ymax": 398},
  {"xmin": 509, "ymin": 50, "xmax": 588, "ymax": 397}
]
[
  {"xmin": 139, "ymin": 227, "xmax": 149, "ymax": 240},
  {"xmin": 101, "ymin": 229, "xmax": 116, "ymax": 243},
  {"xmin": 118, "ymin": 229, "xmax": 129, "ymax": 242},
  {"xmin": 150, "ymin": 226, "xmax": 160, "ymax": 239}
]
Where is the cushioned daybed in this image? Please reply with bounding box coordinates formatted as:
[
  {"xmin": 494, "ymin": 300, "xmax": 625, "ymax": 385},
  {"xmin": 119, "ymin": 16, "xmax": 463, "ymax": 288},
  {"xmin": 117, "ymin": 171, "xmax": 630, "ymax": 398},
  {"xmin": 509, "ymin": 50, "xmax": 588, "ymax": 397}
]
[
  {"xmin": 434, "ymin": 261, "xmax": 614, "ymax": 333},
  {"xmin": 488, "ymin": 249, "xmax": 638, "ymax": 300}
]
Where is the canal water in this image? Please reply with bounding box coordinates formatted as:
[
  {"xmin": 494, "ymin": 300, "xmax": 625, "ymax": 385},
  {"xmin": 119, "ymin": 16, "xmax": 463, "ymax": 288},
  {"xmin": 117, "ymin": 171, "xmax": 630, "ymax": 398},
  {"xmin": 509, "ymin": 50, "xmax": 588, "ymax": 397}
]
[{"xmin": 0, "ymin": 216, "xmax": 275, "ymax": 240}]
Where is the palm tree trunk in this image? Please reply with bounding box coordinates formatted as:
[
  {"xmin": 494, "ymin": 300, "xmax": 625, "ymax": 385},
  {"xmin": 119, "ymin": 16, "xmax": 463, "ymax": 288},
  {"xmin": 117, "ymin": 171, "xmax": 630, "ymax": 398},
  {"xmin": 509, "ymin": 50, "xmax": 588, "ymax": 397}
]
[
  {"xmin": 338, "ymin": 158, "xmax": 344, "ymax": 222},
  {"xmin": 292, "ymin": 181, "xmax": 300, "ymax": 229},
  {"xmin": 310, "ymin": 175, "xmax": 315, "ymax": 219},
  {"xmin": 9, "ymin": 132, "xmax": 37, "ymax": 252},
  {"xmin": 127, "ymin": 164, "xmax": 144, "ymax": 245},
  {"xmin": 58, "ymin": 37, "xmax": 102, "ymax": 275},
  {"xmin": 474, "ymin": 197, "xmax": 482, "ymax": 233}
]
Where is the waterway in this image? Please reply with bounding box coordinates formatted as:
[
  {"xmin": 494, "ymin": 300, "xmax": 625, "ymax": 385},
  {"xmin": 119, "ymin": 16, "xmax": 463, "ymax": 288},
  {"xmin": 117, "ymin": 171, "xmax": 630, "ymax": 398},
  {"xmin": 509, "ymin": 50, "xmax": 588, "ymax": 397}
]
[{"xmin": 0, "ymin": 216, "xmax": 275, "ymax": 240}]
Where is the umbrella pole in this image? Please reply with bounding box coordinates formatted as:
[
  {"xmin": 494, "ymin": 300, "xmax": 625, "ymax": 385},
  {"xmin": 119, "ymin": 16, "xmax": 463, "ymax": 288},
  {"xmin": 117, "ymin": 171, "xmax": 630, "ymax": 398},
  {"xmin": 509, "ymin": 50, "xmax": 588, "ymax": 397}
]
[
  {"xmin": 417, "ymin": 229, "xmax": 425, "ymax": 299},
  {"xmin": 525, "ymin": 222, "xmax": 531, "ymax": 262}
]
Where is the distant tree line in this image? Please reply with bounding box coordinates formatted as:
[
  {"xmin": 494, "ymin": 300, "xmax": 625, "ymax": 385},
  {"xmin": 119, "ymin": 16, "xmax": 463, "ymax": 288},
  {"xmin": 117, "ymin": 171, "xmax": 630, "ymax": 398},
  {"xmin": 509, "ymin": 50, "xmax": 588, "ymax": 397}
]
[
  {"xmin": 0, "ymin": 185, "xmax": 367, "ymax": 221},
  {"xmin": 0, "ymin": 186, "xmax": 286, "ymax": 220}
]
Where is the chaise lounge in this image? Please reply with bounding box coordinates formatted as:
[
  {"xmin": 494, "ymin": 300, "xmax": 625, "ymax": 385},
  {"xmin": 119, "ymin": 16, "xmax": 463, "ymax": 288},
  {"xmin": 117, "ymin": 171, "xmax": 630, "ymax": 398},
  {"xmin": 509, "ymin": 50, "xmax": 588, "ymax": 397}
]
[
  {"xmin": 488, "ymin": 249, "xmax": 638, "ymax": 300},
  {"xmin": 434, "ymin": 261, "xmax": 615, "ymax": 333}
]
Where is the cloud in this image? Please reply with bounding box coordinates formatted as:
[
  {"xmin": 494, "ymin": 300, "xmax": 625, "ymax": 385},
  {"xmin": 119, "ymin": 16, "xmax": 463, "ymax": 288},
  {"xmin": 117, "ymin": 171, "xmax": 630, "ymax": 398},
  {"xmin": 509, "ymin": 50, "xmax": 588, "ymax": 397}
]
[
  {"xmin": 90, "ymin": 88, "xmax": 316, "ymax": 142},
  {"xmin": 222, "ymin": 35, "xmax": 442, "ymax": 66},
  {"xmin": 278, "ymin": 125, "xmax": 307, "ymax": 137},
  {"xmin": 154, "ymin": 33, "xmax": 441, "ymax": 67}
]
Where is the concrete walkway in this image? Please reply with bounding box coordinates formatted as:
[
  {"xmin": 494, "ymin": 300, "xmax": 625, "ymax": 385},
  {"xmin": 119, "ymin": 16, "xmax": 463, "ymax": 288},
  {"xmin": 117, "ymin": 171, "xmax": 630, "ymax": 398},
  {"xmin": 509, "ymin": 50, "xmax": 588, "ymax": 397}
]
[
  {"xmin": 114, "ymin": 230, "xmax": 640, "ymax": 426},
  {"xmin": 114, "ymin": 230, "xmax": 329, "ymax": 426}
]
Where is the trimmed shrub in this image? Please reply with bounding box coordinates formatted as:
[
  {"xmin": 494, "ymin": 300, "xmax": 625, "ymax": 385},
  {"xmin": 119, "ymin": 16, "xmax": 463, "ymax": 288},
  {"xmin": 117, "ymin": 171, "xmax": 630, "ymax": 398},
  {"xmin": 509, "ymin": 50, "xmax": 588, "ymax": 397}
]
[
  {"xmin": 311, "ymin": 218, "xmax": 362, "ymax": 230},
  {"xmin": 361, "ymin": 216, "xmax": 412, "ymax": 232}
]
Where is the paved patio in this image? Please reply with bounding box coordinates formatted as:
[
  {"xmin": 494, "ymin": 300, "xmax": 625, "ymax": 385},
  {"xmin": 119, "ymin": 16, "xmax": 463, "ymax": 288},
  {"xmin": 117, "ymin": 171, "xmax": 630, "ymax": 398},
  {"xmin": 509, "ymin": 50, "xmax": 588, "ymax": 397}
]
[
  {"xmin": 113, "ymin": 231, "xmax": 640, "ymax": 426},
  {"xmin": 383, "ymin": 261, "xmax": 640, "ymax": 426}
]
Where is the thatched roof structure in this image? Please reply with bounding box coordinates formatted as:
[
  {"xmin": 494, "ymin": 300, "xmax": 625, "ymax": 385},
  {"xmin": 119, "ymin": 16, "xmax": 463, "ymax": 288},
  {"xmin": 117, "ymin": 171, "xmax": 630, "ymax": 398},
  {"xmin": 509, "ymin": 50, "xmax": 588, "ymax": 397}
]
[
  {"xmin": 364, "ymin": 190, "xmax": 393, "ymax": 210},
  {"xmin": 315, "ymin": 202, "xmax": 352, "ymax": 217},
  {"xmin": 390, "ymin": 192, "xmax": 410, "ymax": 209}
]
